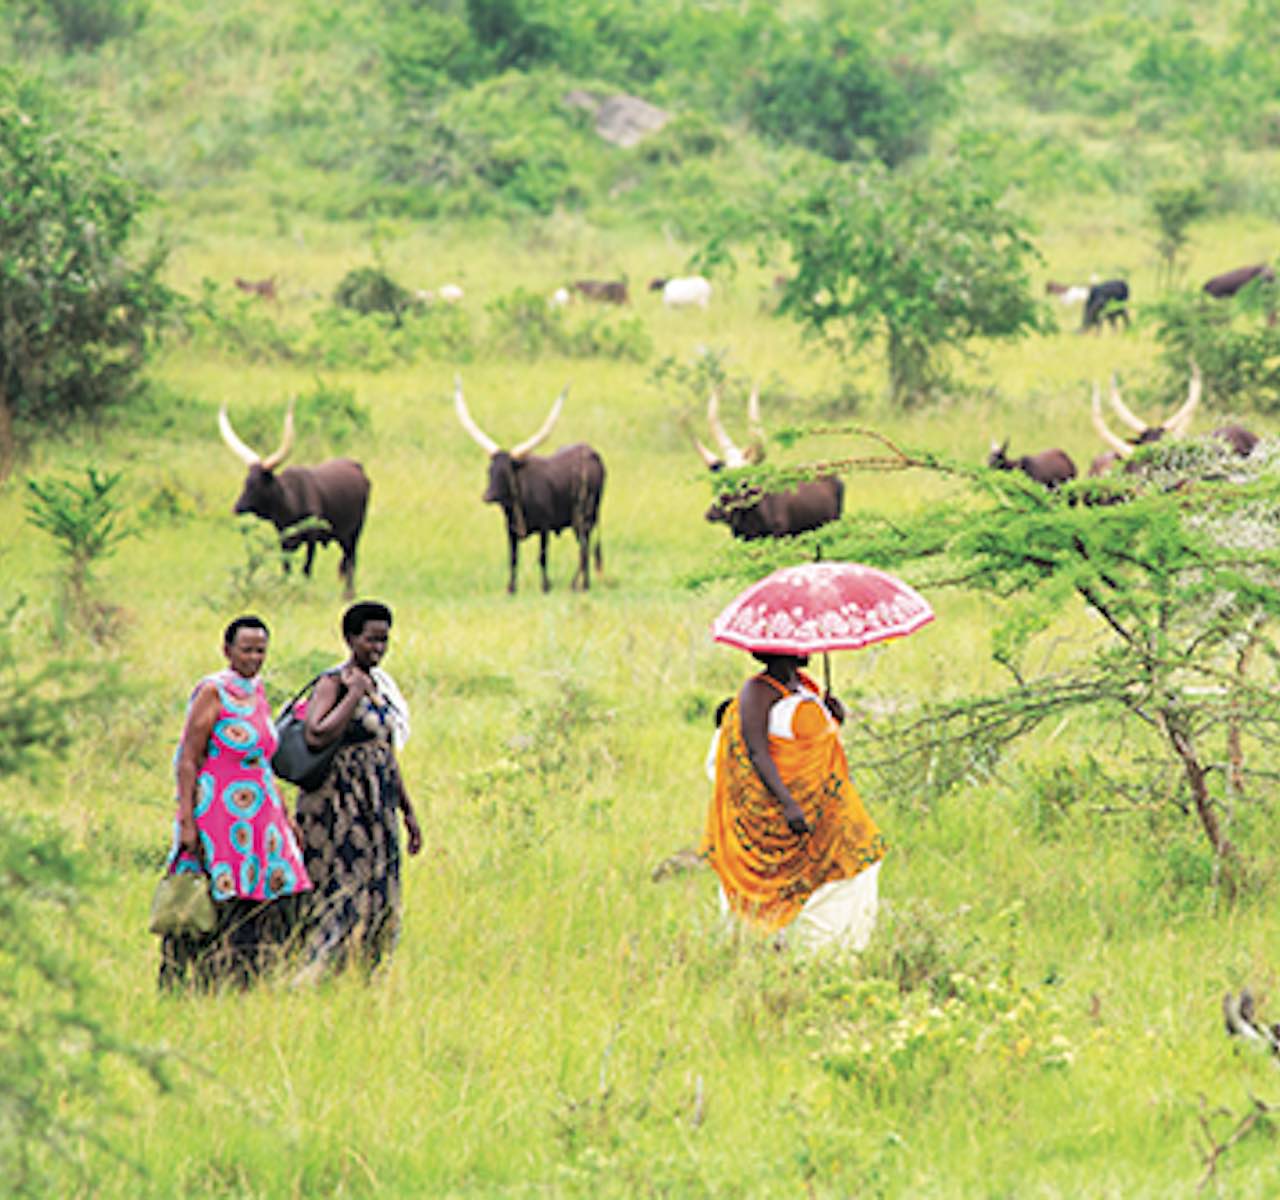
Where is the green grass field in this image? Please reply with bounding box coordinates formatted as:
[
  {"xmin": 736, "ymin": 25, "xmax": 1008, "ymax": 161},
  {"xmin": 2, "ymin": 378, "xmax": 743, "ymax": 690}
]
[
  {"xmin": 7, "ymin": 2, "xmax": 1280, "ymax": 1195},
  {"xmin": 6, "ymin": 213, "xmax": 1280, "ymax": 1197}
]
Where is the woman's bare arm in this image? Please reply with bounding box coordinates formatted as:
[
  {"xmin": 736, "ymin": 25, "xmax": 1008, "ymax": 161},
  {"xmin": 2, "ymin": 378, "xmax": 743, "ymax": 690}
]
[
  {"xmin": 303, "ymin": 668, "xmax": 368, "ymax": 749},
  {"xmin": 175, "ymin": 683, "xmax": 220, "ymax": 854},
  {"xmin": 738, "ymin": 678, "xmax": 811, "ymax": 836}
]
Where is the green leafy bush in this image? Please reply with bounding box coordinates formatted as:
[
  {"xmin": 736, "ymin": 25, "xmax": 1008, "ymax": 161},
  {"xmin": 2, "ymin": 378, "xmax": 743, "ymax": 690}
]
[
  {"xmin": 1148, "ymin": 290, "xmax": 1280, "ymax": 411},
  {"xmin": 379, "ymin": 70, "xmax": 600, "ymax": 217},
  {"xmin": 759, "ymin": 158, "xmax": 1045, "ymax": 404},
  {"xmin": 332, "ymin": 265, "xmax": 414, "ymax": 325},
  {"xmin": 294, "ymin": 380, "xmax": 371, "ymax": 452},
  {"xmin": 25, "ymin": 466, "xmax": 132, "ymax": 606},
  {"xmin": 0, "ymin": 71, "xmax": 173, "ymax": 438},
  {"xmin": 16, "ymin": 0, "xmax": 147, "ymax": 52},
  {"xmin": 746, "ymin": 18, "xmax": 950, "ymax": 166}
]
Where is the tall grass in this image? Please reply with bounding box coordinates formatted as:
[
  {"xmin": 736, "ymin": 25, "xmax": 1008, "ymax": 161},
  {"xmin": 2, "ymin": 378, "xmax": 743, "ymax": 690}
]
[{"xmin": 5, "ymin": 210, "xmax": 1280, "ymax": 1196}]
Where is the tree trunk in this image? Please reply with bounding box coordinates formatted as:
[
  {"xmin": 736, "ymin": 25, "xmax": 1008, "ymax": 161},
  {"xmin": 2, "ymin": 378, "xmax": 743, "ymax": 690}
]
[
  {"xmin": 0, "ymin": 382, "xmax": 13, "ymax": 482},
  {"xmin": 1226, "ymin": 633, "xmax": 1258, "ymax": 797},
  {"xmin": 1162, "ymin": 710, "xmax": 1239, "ymax": 894}
]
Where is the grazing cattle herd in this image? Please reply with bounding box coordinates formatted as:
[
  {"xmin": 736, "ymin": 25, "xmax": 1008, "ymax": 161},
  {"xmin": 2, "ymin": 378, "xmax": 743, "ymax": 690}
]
[{"xmin": 212, "ymin": 258, "xmax": 1272, "ymax": 590}]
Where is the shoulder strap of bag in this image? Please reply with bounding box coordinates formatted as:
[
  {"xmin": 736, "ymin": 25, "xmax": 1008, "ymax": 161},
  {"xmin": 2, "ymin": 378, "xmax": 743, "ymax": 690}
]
[{"xmin": 280, "ymin": 669, "xmax": 343, "ymax": 716}]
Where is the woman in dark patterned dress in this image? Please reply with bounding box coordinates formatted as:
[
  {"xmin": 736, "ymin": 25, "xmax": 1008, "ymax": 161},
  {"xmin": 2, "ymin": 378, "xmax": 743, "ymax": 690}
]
[
  {"xmin": 295, "ymin": 601, "xmax": 422, "ymax": 974},
  {"xmin": 160, "ymin": 615, "xmax": 312, "ymax": 990}
]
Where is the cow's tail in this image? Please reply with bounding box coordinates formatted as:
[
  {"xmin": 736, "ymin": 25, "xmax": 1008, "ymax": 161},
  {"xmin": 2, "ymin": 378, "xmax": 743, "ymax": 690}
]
[{"xmin": 593, "ymin": 519, "xmax": 604, "ymax": 578}]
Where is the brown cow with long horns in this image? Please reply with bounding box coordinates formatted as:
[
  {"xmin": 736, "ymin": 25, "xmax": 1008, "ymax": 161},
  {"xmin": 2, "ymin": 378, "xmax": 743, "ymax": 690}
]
[
  {"xmin": 454, "ymin": 377, "xmax": 605, "ymax": 594},
  {"xmin": 1088, "ymin": 364, "xmax": 1205, "ymax": 475},
  {"xmin": 691, "ymin": 386, "xmax": 844, "ymax": 540},
  {"xmin": 218, "ymin": 403, "xmax": 370, "ymax": 597}
]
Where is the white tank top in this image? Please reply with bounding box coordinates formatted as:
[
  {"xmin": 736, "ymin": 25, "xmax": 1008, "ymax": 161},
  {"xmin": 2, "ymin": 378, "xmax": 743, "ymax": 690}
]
[{"xmin": 767, "ymin": 683, "xmax": 833, "ymax": 740}]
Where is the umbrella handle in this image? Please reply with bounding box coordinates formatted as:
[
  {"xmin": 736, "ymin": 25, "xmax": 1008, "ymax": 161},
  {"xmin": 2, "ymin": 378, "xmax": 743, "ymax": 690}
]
[{"xmin": 823, "ymin": 651, "xmax": 832, "ymax": 697}]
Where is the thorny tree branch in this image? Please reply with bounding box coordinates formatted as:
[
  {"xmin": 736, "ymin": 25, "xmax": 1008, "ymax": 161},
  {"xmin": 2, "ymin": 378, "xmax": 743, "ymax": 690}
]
[{"xmin": 1196, "ymin": 1094, "xmax": 1276, "ymax": 1190}]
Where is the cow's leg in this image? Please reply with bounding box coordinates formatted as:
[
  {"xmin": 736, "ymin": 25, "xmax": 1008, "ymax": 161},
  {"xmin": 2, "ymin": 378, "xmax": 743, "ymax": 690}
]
[
  {"xmin": 539, "ymin": 532, "xmax": 551, "ymax": 592},
  {"xmin": 507, "ymin": 529, "xmax": 520, "ymax": 594},
  {"xmin": 302, "ymin": 535, "xmax": 318, "ymax": 577},
  {"xmin": 339, "ymin": 539, "xmax": 356, "ymax": 599}
]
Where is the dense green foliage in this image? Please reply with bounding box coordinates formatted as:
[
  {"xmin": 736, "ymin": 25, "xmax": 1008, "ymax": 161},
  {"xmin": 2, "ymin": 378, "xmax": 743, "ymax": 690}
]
[
  {"xmin": 705, "ymin": 434, "xmax": 1280, "ymax": 883},
  {"xmin": 766, "ymin": 160, "xmax": 1045, "ymax": 403},
  {"xmin": 0, "ymin": 71, "xmax": 171, "ymax": 435},
  {"xmin": 745, "ymin": 16, "xmax": 950, "ymax": 166}
]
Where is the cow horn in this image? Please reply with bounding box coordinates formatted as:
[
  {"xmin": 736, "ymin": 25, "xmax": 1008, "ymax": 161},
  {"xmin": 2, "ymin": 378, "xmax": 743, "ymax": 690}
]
[
  {"xmin": 1108, "ymin": 374, "xmax": 1150, "ymax": 434},
  {"xmin": 511, "ymin": 386, "xmax": 566, "ymax": 460},
  {"xmin": 690, "ymin": 429, "xmax": 720, "ymax": 468},
  {"xmin": 1165, "ymin": 361, "xmax": 1202, "ymax": 437},
  {"xmin": 454, "ymin": 375, "xmax": 499, "ymax": 457},
  {"xmin": 259, "ymin": 398, "xmax": 296, "ymax": 472},
  {"xmin": 218, "ymin": 404, "xmax": 260, "ymax": 466},
  {"xmin": 745, "ymin": 383, "xmax": 766, "ymax": 464},
  {"xmin": 707, "ymin": 388, "xmax": 747, "ymax": 468},
  {"xmin": 1092, "ymin": 383, "xmax": 1132, "ymax": 457}
]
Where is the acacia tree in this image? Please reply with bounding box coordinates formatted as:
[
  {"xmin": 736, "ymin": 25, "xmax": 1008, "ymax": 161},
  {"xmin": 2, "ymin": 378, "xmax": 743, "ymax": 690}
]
[
  {"xmin": 770, "ymin": 160, "xmax": 1046, "ymax": 405},
  {"xmin": 700, "ymin": 432, "xmax": 1280, "ymax": 893},
  {"xmin": 0, "ymin": 70, "xmax": 172, "ymax": 471}
]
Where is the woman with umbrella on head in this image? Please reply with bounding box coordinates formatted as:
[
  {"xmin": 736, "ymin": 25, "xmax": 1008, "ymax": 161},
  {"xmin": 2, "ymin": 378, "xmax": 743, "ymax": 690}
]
[{"xmin": 701, "ymin": 562, "xmax": 933, "ymax": 949}]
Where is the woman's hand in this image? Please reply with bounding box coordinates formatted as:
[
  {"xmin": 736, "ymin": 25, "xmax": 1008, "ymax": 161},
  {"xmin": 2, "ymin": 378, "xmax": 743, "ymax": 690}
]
[
  {"xmin": 339, "ymin": 664, "xmax": 372, "ymax": 694},
  {"xmin": 403, "ymin": 808, "xmax": 423, "ymax": 856},
  {"xmin": 824, "ymin": 692, "xmax": 846, "ymax": 724},
  {"xmin": 782, "ymin": 800, "xmax": 811, "ymax": 838},
  {"xmin": 178, "ymin": 810, "xmax": 200, "ymax": 856}
]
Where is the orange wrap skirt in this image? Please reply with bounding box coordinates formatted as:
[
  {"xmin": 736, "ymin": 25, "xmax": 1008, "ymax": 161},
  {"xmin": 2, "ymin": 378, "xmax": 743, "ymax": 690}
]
[{"xmin": 700, "ymin": 693, "xmax": 887, "ymax": 932}]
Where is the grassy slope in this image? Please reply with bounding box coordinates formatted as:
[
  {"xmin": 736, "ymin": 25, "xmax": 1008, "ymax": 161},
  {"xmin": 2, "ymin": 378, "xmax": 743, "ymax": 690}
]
[{"xmin": 7, "ymin": 4, "xmax": 1280, "ymax": 1197}]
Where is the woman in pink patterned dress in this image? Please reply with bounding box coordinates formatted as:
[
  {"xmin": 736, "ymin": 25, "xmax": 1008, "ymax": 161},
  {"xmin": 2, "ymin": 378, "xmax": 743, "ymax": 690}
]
[{"xmin": 159, "ymin": 616, "xmax": 312, "ymax": 989}]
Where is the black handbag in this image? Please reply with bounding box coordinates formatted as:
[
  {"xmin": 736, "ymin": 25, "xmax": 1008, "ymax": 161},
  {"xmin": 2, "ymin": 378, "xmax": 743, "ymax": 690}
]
[{"xmin": 272, "ymin": 672, "xmax": 343, "ymax": 791}]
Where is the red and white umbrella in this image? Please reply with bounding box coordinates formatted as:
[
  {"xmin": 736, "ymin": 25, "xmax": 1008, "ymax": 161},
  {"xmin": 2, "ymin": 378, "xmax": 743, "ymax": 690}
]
[{"xmin": 711, "ymin": 561, "xmax": 934, "ymax": 656}]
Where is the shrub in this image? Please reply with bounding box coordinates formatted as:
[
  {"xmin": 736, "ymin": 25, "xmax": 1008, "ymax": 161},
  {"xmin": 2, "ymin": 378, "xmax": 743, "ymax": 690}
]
[
  {"xmin": 1148, "ymin": 291, "xmax": 1280, "ymax": 411},
  {"xmin": 745, "ymin": 18, "xmax": 951, "ymax": 166},
  {"xmin": 17, "ymin": 0, "xmax": 147, "ymax": 52},
  {"xmin": 332, "ymin": 265, "xmax": 414, "ymax": 325},
  {"xmin": 0, "ymin": 71, "xmax": 173, "ymax": 449},
  {"xmin": 25, "ymin": 466, "xmax": 132, "ymax": 609},
  {"xmin": 378, "ymin": 70, "xmax": 599, "ymax": 218}
]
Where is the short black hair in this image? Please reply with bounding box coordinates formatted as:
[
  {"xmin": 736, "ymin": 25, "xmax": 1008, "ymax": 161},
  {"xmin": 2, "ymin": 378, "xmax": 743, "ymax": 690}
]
[
  {"xmin": 224, "ymin": 614, "xmax": 269, "ymax": 646},
  {"xmin": 342, "ymin": 600, "xmax": 393, "ymax": 640}
]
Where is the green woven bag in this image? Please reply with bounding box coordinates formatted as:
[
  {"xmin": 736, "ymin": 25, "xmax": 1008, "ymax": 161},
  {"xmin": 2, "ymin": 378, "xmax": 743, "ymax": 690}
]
[{"xmin": 148, "ymin": 871, "xmax": 217, "ymax": 937}]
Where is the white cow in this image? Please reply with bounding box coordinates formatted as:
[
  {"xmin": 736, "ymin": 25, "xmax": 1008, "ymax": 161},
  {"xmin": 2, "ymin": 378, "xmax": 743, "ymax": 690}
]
[{"xmin": 649, "ymin": 275, "xmax": 712, "ymax": 309}]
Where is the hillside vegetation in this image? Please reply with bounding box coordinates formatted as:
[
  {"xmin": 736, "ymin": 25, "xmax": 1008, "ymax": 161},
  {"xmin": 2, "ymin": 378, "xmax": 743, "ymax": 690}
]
[{"xmin": 5, "ymin": 1, "xmax": 1280, "ymax": 1196}]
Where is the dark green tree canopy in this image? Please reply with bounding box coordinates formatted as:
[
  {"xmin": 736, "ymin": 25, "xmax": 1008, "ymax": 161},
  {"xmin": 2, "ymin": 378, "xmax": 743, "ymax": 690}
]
[
  {"xmin": 0, "ymin": 70, "xmax": 172, "ymax": 440},
  {"xmin": 771, "ymin": 160, "xmax": 1046, "ymax": 404}
]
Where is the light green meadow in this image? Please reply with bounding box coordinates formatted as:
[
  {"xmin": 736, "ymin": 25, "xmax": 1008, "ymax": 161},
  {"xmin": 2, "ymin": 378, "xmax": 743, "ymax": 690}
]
[{"xmin": 6, "ymin": 210, "xmax": 1280, "ymax": 1197}]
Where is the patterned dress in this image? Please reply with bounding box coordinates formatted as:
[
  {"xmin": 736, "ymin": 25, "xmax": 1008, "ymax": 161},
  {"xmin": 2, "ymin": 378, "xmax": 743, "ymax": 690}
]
[
  {"xmin": 295, "ymin": 686, "xmax": 405, "ymax": 972},
  {"xmin": 159, "ymin": 670, "xmax": 312, "ymax": 990}
]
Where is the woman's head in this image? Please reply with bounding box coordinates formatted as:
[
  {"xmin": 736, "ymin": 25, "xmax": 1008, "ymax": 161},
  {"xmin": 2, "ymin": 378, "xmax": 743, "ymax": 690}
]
[
  {"xmin": 750, "ymin": 651, "xmax": 809, "ymax": 671},
  {"xmin": 222, "ymin": 615, "xmax": 269, "ymax": 678},
  {"xmin": 342, "ymin": 600, "xmax": 393, "ymax": 669}
]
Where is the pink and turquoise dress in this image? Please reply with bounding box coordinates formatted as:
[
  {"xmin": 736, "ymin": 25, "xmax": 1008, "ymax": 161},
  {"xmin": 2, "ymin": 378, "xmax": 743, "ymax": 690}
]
[{"xmin": 168, "ymin": 670, "xmax": 312, "ymax": 903}]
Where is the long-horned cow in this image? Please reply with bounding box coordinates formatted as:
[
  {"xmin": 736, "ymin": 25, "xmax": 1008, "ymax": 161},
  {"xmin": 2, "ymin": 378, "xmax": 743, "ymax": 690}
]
[
  {"xmin": 219, "ymin": 403, "xmax": 370, "ymax": 597},
  {"xmin": 987, "ymin": 441, "xmax": 1077, "ymax": 489},
  {"xmin": 1088, "ymin": 364, "xmax": 1216, "ymax": 474},
  {"xmin": 691, "ymin": 386, "xmax": 844, "ymax": 540},
  {"xmin": 454, "ymin": 377, "xmax": 605, "ymax": 594}
]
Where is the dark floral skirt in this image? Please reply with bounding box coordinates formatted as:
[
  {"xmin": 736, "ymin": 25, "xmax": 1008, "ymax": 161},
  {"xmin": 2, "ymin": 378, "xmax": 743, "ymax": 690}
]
[
  {"xmin": 158, "ymin": 894, "xmax": 303, "ymax": 992},
  {"xmin": 295, "ymin": 735, "xmax": 402, "ymax": 973}
]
